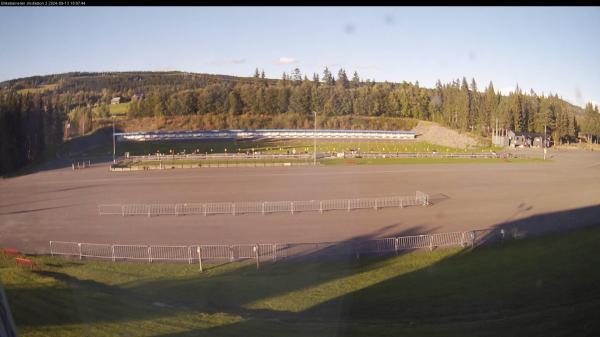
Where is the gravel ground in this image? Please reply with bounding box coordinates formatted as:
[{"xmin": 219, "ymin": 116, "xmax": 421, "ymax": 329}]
[{"xmin": 1, "ymin": 149, "xmax": 599, "ymax": 254}]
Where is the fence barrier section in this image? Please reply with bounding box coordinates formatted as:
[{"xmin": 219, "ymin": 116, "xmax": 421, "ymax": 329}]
[
  {"xmin": 48, "ymin": 228, "xmax": 502, "ymax": 266},
  {"xmin": 99, "ymin": 192, "xmax": 430, "ymax": 217}
]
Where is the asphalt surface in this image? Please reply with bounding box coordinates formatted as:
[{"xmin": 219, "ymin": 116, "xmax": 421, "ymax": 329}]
[{"xmin": 1, "ymin": 149, "xmax": 599, "ymax": 254}]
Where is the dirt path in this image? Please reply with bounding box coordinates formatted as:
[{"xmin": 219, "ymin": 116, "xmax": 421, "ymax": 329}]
[{"xmin": 412, "ymin": 121, "xmax": 480, "ymax": 149}]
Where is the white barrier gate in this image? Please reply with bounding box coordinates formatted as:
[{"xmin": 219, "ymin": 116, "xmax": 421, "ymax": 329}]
[
  {"xmin": 49, "ymin": 228, "xmax": 494, "ymax": 265},
  {"xmin": 99, "ymin": 192, "xmax": 430, "ymax": 217}
]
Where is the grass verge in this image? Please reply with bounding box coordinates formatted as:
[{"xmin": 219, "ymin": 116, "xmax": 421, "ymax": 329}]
[
  {"xmin": 2, "ymin": 226, "xmax": 599, "ymax": 336},
  {"xmin": 86, "ymin": 139, "xmax": 503, "ymax": 157}
]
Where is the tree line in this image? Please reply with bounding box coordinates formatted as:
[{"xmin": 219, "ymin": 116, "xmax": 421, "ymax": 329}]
[
  {"xmin": 1, "ymin": 69, "xmax": 599, "ymax": 174},
  {"xmin": 0, "ymin": 91, "xmax": 66, "ymax": 175},
  {"xmin": 124, "ymin": 68, "xmax": 587, "ymax": 144}
]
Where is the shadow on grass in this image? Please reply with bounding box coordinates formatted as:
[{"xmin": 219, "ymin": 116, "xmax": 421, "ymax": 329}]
[
  {"xmin": 153, "ymin": 205, "xmax": 600, "ymax": 336},
  {"xmin": 5, "ymin": 225, "xmax": 433, "ymax": 329},
  {"xmin": 6, "ymin": 205, "xmax": 600, "ymax": 336},
  {"xmin": 2, "ymin": 126, "xmax": 117, "ymax": 179}
]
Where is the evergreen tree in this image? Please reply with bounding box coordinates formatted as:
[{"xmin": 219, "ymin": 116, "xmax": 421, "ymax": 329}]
[
  {"xmin": 322, "ymin": 67, "xmax": 334, "ymax": 86},
  {"xmin": 351, "ymin": 71, "xmax": 360, "ymax": 88},
  {"xmin": 337, "ymin": 69, "xmax": 350, "ymax": 89},
  {"xmin": 312, "ymin": 73, "xmax": 320, "ymax": 86},
  {"xmin": 292, "ymin": 68, "xmax": 302, "ymax": 84}
]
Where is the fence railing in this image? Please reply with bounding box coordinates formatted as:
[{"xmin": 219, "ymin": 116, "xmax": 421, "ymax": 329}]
[
  {"xmin": 110, "ymin": 160, "xmax": 312, "ymax": 171},
  {"xmin": 48, "ymin": 228, "xmax": 498, "ymax": 266},
  {"xmin": 346, "ymin": 152, "xmax": 503, "ymax": 159},
  {"xmin": 98, "ymin": 191, "xmax": 429, "ymax": 217},
  {"xmin": 126, "ymin": 153, "xmax": 314, "ymax": 161}
]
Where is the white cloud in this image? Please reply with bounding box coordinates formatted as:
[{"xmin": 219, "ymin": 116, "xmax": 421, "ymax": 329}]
[{"xmin": 278, "ymin": 57, "xmax": 297, "ymax": 65}]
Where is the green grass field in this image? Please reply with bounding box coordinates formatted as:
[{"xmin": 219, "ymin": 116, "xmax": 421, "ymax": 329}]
[
  {"xmin": 116, "ymin": 158, "xmax": 311, "ymax": 168},
  {"xmin": 89, "ymin": 139, "xmax": 503, "ymax": 157},
  {"xmin": 91, "ymin": 102, "xmax": 130, "ymax": 119},
  {"xmin": 109, "ymin": 102, "xmax": 130, "ymax": 116},
  {"xmin": 2, "ymin": 226, "xmax": 600, "ymax": 336},
  {"xmin": 17, "ymin": 83, "xmax": 58, "ymax": 94}
]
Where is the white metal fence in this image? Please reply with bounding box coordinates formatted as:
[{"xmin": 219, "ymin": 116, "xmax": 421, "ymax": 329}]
[
  {"xmin": 48, "ymin": 229, "xmax": 497, "ymax": 266},
  {"xmin": 127, "ymin": 153, "xmax": 313, "ymax": 161},
  {"xmin": 111, "ymin": 160, "xmax": 312, "ymax": 171},
  {"xmin": 98, "ymin": 191, "xmax": 429, "ymax": 217}
]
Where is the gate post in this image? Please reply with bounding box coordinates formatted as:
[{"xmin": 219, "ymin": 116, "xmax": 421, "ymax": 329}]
[
  {"xmin": 262, "ymin": 202, "xmax": 265, "ymax": 215},
  {"xmin": 111, "ymin": 245, "xmax": 115, "ymax": 262},
  {"xmin": 347, "ymin": 199, "xmax": 351, "ymax": 212},
  {"xmin": 291, "ymin": 202, "xmax": 294, "ymax": 214},
  {"xmin": 429, "ymin": 236, "xmax": 434, "ymax": 251},
  {"xmin": 203, "ymin": 204, "xmax": 207, "ymax": 216},
  {"xmin": 394, "ymin": 238, "xmax": 399, "ymax": 255},
  {"xmin": 50, "ymin": 241, "xmax": 54, "ymax": 257},
  {"xmin": 230, "ymin": 245, "xmax": 234, "ymax": 262},
  {"xmin": 197, "ymin": 246, "xmax": 203, "ymax": 272},
  {"xmin": 254, "ymin": 244, "xmax": 260, "ymax": 270},
  {"xmin": 122, "ymin": 205, "xmax": 125, "ymax": 217},
  {"xmin": 148, "ymin": 246, "xmax": 152, "ymax": 263},
  {"xmin": 272, "ymin": 244, "xmax": 277, "ymax": 262},
  {"xmin": 78, "ymin": 243, "xmax": 82, "ymax": 260},
  {"xmin": 147, "ymin": 205, "xmax": 151, "ymax": 218},
  {"xmin": 232, "ymin": 203, "xmax": 236, "ymax": 216},
  {"xmin": 319, "ymin": 201, "xmax": 323, "ymax": 213},
  {"xmin": 375, "ymin": 199, "xmax": 378, "ymax": 210}
]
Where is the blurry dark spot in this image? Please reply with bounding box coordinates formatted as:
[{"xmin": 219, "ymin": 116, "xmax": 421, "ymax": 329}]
[
  {"xmin": 344, "ymin": 24, "xmax": 355, "ymax": 34},
  {"xmin": 575, "ymin": 87, "xmax": 583, "ymax": 105},
  {"xmin": 384, "ymin": 14, "xmax": 395, "ymax": 25}
]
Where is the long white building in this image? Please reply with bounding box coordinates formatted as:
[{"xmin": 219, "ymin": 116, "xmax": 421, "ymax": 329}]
[{"xmin": 115, "ymin": 129, "xmax": 416, "ymax": 141}]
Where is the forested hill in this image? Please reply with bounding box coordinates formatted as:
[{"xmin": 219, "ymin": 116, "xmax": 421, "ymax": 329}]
[
  {"xmin": 1, "ymin": 70, "xmax": 585, "ymax": 136},
  {"xmin": 1, "ymin": 69, "xmax": 599, "ymax": 175}
]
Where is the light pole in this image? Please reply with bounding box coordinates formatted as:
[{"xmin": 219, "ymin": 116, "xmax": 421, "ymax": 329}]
[
  {"xmin": 112, "ymin": 116, "xmax": 116, "ymax": 164},
  {"xmin": 312, "ymin": 110, "xmax": 317, "ymax": 166},
  {"xmin": 543, "ymin": 124, "xmax": 547, "ymax": 160}
]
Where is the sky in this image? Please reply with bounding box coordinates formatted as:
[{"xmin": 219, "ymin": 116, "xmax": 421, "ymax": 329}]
[{"xmin": 0, "ymin": 6, "xmax": 599, "ymax": 108}]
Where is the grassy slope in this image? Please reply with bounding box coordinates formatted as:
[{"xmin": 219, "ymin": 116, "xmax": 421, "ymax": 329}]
[
  {"xmin": 92, "ymin": 102, "xmax": 130, "ymax": 118},
  {"xmin": 16, "ymin": 83, "xmax": 58, "ymax": 94},
  {"xmin": 2, "ymin": 226, "xmax": 600, "ymax": 336}
]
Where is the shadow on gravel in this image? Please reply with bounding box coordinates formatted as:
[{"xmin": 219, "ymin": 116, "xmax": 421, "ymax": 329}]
[
  {"xmin": 473, "ymin": 203, "xmax": 600, "ymax": 246},
  {"xmin": 0, "ymin": 204, "xmax": 80, "ymax": 216},
  {"xmin": 427, "ymin": 193, "xmax": 451, "ymax": 206}
]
